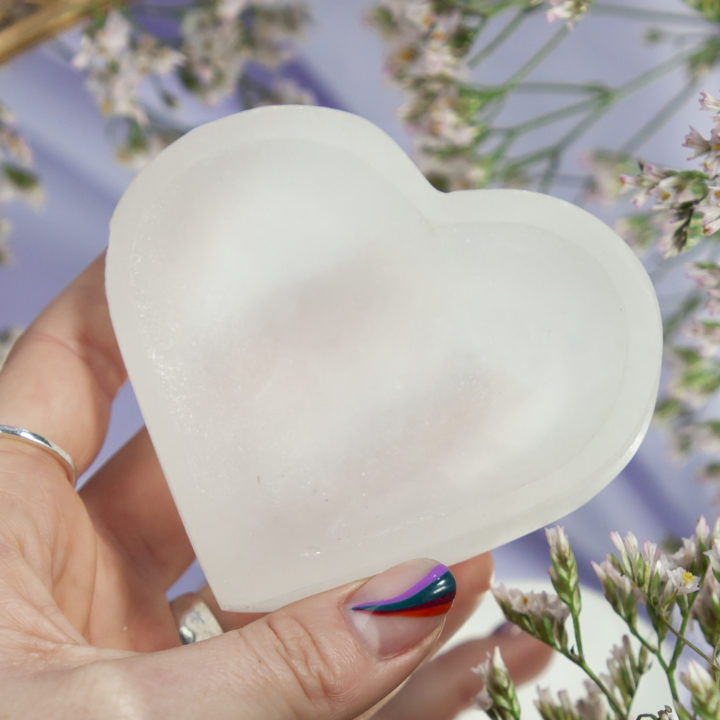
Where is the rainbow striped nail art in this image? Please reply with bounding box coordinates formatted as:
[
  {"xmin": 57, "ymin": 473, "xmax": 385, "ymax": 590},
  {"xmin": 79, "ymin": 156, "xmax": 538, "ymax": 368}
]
[{"xmin": 351, "ymin": 563, "xmax": 456, "ymax": 617}]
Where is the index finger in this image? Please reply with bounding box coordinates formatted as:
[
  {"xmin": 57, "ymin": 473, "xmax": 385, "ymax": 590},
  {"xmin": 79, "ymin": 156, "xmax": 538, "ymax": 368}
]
[{"xmin": 0, "ymin": 254, "xmax": 127, "ymax": 475}]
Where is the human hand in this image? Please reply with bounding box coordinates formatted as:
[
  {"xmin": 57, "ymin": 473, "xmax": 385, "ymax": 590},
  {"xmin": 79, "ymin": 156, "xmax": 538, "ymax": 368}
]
[{"xmin": 0, "ymin": 255, "xmax": 550, "ymax": 718}]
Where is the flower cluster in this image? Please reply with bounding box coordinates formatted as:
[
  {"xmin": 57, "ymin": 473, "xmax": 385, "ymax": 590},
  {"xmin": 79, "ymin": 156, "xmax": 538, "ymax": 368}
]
[
  {"xmin": 602, "ymin": 636, "xmax": 651, "ymax": 715},
  {"xmin": 478, "ymin": 527, "xmax": 685, "ymax": 720},
  {"xmin": 492, "ymin": 584, "xmax": 570, "ymax": 650},
  {"xmin": 547, "ymin": 525, "xmax": 581, "ymax": 611},
  {"xmin": 681, "ymin": 659, "xmax": 720, "ymax": 719},
  {"xmin": 180, "ymin": 1, "xmax": 311, "ymax": 105},
  {"xmin": 474, "ymin": 647, "xmax": 522, "ymax": 720},
  {"xmin": 73, "ymin": 12, "xmax": 183, "ymax": 123},
  {"xmin": 619, "ymin": 162, "xmax": 707, "ymax": 256},
  {"xmin": 73, "ymin": 3, "xmax": 312, "ymax": 167},
  {"xmin": 594, "ymin": 528, "xmax": 702, "ymax": 640},
  {"xmin": 689, "ymin": 261, "xmax": 720, "ymax": 315},
  {"xmin": 493, "ymin": 529, "xmax": 580, "ymax": 661},
  {"xmin": 615, "ymin": 89, "xmax": 720, "ymax": 481},
  {"xmin": 370, "ymin": 1, "xmax": 487, "ymax": 190},
  {"xmin": 619, "ymin": 90, "xmax": 720, "ymax": 256},
  {"xmin": 0, "ymin": 102, "xmax": 41, "ymax": 262},
  {"xmin": 534, "ymin": 681, "xmax": 605, "ymax": 720},
  {"xmin": 546, "ymin": 0, "xmax": 592, "ymax": 27},
  {"xmin": 73, "ymin": 11, "xmax": 184, "ymax": 166},
  {"xmin": 582, "ymin": 151, "xmax": 636, "ymax": 205}
]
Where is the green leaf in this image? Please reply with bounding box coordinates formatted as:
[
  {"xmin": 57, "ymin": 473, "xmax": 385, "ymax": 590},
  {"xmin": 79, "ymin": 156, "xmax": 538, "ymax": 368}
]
[
  {"xmin": 683, "ymin": 0, "xmax": 720, "ymax": 23},
  {"xmin": 3, "ymin": 164, "xmax": 37, "ymax": 190}
]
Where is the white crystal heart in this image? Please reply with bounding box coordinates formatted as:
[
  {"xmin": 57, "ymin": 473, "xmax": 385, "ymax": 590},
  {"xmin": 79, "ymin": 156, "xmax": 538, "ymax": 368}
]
[{"xmin": 106, "ymin": 106, "xmax": 662, "ymax": 611}]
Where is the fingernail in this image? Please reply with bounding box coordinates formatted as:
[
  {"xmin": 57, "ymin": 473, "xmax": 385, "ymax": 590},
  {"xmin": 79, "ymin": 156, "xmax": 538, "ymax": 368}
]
[{"xmin": 347, "ymin": 558, "xmax": 456, "ymax": 659}]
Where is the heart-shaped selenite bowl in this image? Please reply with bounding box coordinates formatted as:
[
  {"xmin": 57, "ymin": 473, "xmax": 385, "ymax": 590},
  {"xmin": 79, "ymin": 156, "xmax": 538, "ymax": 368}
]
[{"xmin": 106, "ymin": 106, "xmax": 662, "ymax": 611}]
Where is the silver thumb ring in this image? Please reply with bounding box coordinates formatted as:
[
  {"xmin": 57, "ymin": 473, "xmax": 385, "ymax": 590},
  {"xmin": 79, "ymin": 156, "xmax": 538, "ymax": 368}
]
[{"xmin": 170, "ymin": 593, "xmax": 223, "ymax": 644}]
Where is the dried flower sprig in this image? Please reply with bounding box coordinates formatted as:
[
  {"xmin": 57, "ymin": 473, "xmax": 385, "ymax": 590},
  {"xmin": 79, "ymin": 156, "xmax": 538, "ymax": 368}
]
[
  {"xmin": 681, "ymin": 659, "xmax": 720, "ymax": 720},
  {"xmin": 474, "ymin": 646, "xmax": 523, "ymax": 720},
  {"xmin": 477, "ymin": 522, "xmax": 720, "ymax": 720},
  {"xmin": 70, "ymin": 2, "xmax": 313, "ymax": 167},
  {"xmin": 372, "ymin": 0, "xmax": 720, "ymax": 200},
  {"xmin": 618, "ymin": 89, "xmax": 720, "ymax": 258},
  {"xmin": 611, "ymin": 86, "xmax": 720, "ymax": 486},
  {"xmin": 73, "ymin": 11, "xmax": 184, "ymax": 124},
  {"xmin": 0, "ymin": 102, "xmax": 42, "ymax": 264},
  {"xmin": 546, "ymin": 0, "xmax": 592, "ymax": 27}
]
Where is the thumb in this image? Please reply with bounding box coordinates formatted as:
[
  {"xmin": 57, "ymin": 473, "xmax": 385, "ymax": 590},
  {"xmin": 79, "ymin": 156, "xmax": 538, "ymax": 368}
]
[{"xmin": 101, "ymin": 559, "xmax": 456, "ymax": 720}]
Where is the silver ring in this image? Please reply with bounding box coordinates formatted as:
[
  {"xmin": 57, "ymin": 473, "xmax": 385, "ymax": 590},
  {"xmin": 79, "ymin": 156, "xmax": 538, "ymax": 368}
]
[
  {"xmin": 0, "ymin": 424, "xmax": 77, "ymax": 486},
  {"xmin": 170, "ymin": 593, "xmax": 223, "ymax": 644}
]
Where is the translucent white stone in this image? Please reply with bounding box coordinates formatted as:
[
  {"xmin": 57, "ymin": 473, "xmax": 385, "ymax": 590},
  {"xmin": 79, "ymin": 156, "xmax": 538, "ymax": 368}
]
[{"xmin": 106, "ymin": 106, "xmax": 662, "ymax": 611}]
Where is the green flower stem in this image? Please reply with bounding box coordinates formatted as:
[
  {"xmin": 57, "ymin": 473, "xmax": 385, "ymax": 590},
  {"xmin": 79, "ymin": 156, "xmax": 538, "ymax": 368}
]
[
  {"xmin": 469, "ymin": 8, "xmax": 531, "ymax": 67},
  {"xmin": 626, "ymin": 624, "xmax": 691, "ymax": 720},
  {"xmin": 462, "ymin": 0, "xmax": 536, "ymax": 18},
  {"xmin": 553, "ymin": 172, "xmax": 588, "ymax": 184},
  {"xmin": 539, "ymin": 150, "xmax": 561, "ymax": 193},
  {"xmin": 657, "ymin": 611, "xmax": 718, "ymax": 669},
  {"xmin": 525, "ymin": 108, "xmax": 606, "ymax": 190},
  {"xmin": 513, "ymin": 81, "xmax": 611, "ymax": 95},
  {"xmin": 613, "ymin": 48, "xmax": 698, "ymax": 99},
  {"xmin": 504, "ymin": 116, "xmax": 605, "ymax": 169},
  {"xmin": 503, "ymin": 145, "xmax": 555, "ymax": 173},
  {"xmin": 627, "ymin": 623, "xmax": 660, "ymax": 656},
  {"xmin": 558, "ymin": 646, "xmax": 627, "ymax": 719},
  {"xmin": 492, "ymin": 95, "xmax": 602, "ymax": 136},
  {"xmin": 659, "ymin": 654, "xmax": 691, "ymax": 720},
  {"xmin": 591, "ymin": 3, "xmax": 715, "ymax": 26},
  {"xmin": 622, "ymin": 82, "xmax": 700, "ymax": 153},
  {"xmin": 505, "ymin": 25, "xmax": 571, "ymax": 89},
  {"xmin": 496, "ymin": 45, "xmax": 697, "ymax": 185},
  {"xmin": 663, "ymin": 292, "xmax": 704, "ymax": 340},
  {"xmin": 571, "ymin": 608, "xmax": 585, "ymax": 660}
]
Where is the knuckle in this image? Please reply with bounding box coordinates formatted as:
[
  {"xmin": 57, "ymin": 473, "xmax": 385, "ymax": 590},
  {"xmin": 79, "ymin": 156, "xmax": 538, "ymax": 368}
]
[{"xmin": 258, "ymin": 611, "xmax": 354, "ymax": 715}]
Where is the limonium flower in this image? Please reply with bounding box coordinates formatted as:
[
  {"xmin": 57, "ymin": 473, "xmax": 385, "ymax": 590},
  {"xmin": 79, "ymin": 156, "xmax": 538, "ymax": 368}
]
[
  {"xmin": 73, "ymin": 11, "xmax": 183, "ymax": 123},
  {"xmin": 546, "ymin": 0, "xmax": 592, "ymax": 26},
  {"xmin": 546, "ymin": 526, "xmax": 581, "ymax": 610},
  {"xmin": 688, "ymin": 262, "xmax": 720, "ymax": 314},
  {"xmin": 592, "ymin": 558, "xmax": 640, "ymax": 627},
  {"xmin": 473, "ymin": 647, "xmax": 521, "ymax": 718},
  {"xmin": 688, "ymin": 319, "xmax": 720, "ymax": 357},
  {"xmin": 493, "ymin": 584, "xmax": 569, "ymax": 649},
  {"xmin": 700, "ymin": 90, "xmax": 720, "ymax": 113},
  {"xmin": 682, "ymin": 659, "xmax": 720, "ymax": 718},
  {"xmin": 535, "ymin": 681, "xmax": 605, "ymax": 720},
  {"xmin": 692, "ymin": 567, "xmax": 720, "ymax": 644}
]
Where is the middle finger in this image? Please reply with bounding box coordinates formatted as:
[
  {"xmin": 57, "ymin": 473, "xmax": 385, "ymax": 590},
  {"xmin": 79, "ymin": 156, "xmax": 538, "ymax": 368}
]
[{"xmin": 81, "ymin": 428, "xmax": 195, "ymax": 590}]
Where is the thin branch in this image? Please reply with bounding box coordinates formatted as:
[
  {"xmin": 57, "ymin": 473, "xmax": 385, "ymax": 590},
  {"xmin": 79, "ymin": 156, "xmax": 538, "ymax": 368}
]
[
  {"xmin": 492, "ymin": 95, "xmax": 600, "ymax": 135},
  {"xmin": 505, "ymin": 24, "xmax": 571, "ymax": 88},
  {"xmin": 513, "ymin": 81, "xmax": 610, "ymax": 95},
  {"xmin": 469, "ymin": 8, "xmax": 529, "ymax": 67},
  {"xmin": 614, "ymin": 48, "xmax": 696, "ymax": 99},
  {"xmin": 558, "ymin": 646, "xmax": 628, "ymax": 718},
  {"xmin": 592, "ymin": 3, "xmax": 714, "ymax": 26},
  {"xmin": 622, "ymin": 82, "xmax": 699, "ymax": 154}
]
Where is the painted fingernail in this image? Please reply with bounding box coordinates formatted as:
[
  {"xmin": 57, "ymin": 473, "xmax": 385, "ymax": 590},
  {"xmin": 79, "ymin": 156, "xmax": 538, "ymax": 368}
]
[{"xmin": 347, "ymin": 558, "xmax": 456, "ymax": 659}]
